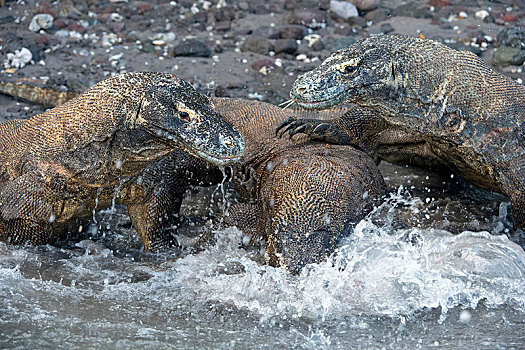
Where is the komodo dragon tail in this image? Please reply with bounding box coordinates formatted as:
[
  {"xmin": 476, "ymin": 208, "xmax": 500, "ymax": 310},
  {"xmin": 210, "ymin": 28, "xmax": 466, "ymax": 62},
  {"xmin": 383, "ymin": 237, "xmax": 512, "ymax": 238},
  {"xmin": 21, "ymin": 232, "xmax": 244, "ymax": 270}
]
[{"xmin": 0, "ymin": 81, "xmax": 78, "ymax": 108}]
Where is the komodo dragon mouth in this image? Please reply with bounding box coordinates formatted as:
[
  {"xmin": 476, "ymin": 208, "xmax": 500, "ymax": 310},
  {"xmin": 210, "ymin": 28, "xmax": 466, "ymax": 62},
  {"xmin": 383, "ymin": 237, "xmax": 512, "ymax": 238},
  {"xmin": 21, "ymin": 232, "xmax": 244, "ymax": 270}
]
[{"xmin": 290, "ymin": 81, "xmax": 349, "ymax": 110}]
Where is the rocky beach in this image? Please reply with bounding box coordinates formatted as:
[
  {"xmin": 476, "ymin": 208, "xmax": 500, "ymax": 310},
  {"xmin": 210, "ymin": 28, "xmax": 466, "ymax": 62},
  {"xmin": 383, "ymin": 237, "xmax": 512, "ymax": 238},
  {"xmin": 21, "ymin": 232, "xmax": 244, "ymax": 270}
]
[{"xmin": 1, "ymin": 1, "xmax": 525, "ymax": 348}]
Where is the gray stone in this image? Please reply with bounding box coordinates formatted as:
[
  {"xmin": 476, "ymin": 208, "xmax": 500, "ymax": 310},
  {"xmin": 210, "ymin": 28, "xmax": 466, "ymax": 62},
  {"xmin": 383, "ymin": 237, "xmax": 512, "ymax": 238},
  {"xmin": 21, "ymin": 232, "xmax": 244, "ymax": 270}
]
[
  {"xmin": 29, "ymin": 14, "xmax": 54, "ymax": 32},
  {"xmin": 289, "ymin": 9, "xmax": 327, "ymax": 28},
  {"xmin": 330, "ymin": 0, "xmax": 358, "ymax": 20},
  {"xmin": 280, "ymin": 25, "xmax": 308, "ymax": 39},
  {"xmin": 392, "ymin": 2, "xmax": 432, "ymax": 18},
  {"xmin": 274, "ymin": 39, "xmax": 298, "ymax": 55},
  {"xmin": 172, "ymin": 39, "xmax": 212, "ymax": 57},
  {"xmin": 364, "ymin": 9, "xmax": 388, "ymax": 23},
  {"xmin": 324, "ymin": 37, "xmax": 356, "ymax": 52},
  {"xmin": 241, "ymin": 37, "xmax": 273, "ymax": 55},
  {"xmin": 492, "ymin": 47, "xmax": 525, "ymax": 67},
  {"xmin": 497, "ymin": 27, "xmax": 525, "ymax": 49}
]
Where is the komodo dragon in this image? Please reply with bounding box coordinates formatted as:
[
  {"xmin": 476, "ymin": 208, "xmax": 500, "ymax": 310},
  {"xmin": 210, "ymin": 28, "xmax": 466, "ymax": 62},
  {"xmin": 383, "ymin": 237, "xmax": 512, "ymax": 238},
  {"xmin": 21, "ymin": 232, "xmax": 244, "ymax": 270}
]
[
  {"xmin": 0, "ymin": 83, "xmax": 386, "ymax": 274},
  {"xmin": 213, "ymin": 98, "xmax": 386, "ymax": 274},
  {"xmin": 279, "ymin": 34, "xmax": 525, "ymax": 230},
  {"xmin": 0, "ymin": 72, "xmax": 245, "ymax": 250}
]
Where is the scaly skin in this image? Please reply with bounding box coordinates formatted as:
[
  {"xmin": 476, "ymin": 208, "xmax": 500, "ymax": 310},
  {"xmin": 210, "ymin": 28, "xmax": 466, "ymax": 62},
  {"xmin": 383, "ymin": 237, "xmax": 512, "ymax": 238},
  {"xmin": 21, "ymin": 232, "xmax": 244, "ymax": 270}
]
[
  {"xmin": 284, "ymin": 34, "xmax": 525, "ymax": 229},
  {"xmin": 212, "ymin": 98, "xmax": 386, "ymax": 274},
  {"xmin": 0, "ymin": 72, "xmax": 244, "ymax": 250},
  {"xmin": 0, "ymin": 83, "xmax": 386, "ymax": 274}
]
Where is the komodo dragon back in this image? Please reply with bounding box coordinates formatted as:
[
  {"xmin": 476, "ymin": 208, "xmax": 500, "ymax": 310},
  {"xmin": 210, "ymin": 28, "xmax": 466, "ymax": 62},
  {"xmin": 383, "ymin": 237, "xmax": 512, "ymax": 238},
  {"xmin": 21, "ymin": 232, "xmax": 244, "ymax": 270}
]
[
  {"xmin": 287, "ymin": 34, "xmax": 525, "ymax": 230},
  {"xmin": 0, "ymin": 72, "xmax": 244, "ymax": 249},
  {"xmin": 212, "ymin": 98, "xmax": 386, "ymax": 274}
]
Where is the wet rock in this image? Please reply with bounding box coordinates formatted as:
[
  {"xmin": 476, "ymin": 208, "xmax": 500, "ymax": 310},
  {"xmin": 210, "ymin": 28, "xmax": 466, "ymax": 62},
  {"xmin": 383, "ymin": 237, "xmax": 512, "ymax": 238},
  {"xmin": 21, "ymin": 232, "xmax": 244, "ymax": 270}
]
[
  {"xmin": 4, "ymin": 47, "xmax": 32, "ymax": 68},
  {"xmin": 0, "ymin": 16, "xmax": 15, "ymax": 25},
  {"xmin": 445, "ymin": 42, "xmax": 482, "ymax": 56},
  {"xmin": 350, "ymin": 0, "xmax": 380, "ymax": 10},
  {"xmin": 492, "ymin": 47, "xmax": 525, "ymax": 67},
  {"xmin": 499, "ymin": 14, "xmax": 517, "ymax": 24},
  {"xmin": 136, "ymin": 3, "xmax": 153, "ymax": 14},
  {"xmin": 334, "ymin": 24, "xmax": 353, "ymax": 36},
  {"xmin": 213, "ymin": 6, "xmax": 236, "ymax": 22},
  {"xmin": 215, "ymin": 20, "xmax": 232, "ymax": 32},
  {"xmin": 125, "ymin": 31, "xmax": 138, "ymax": 42},
  {"xmin": 214, "ymin": 85, "xmax": 231, "ymax": 97},
  {"xmin": 497, "ymin": 27, "xmax": 525, "ymax": 49},
  {"xmin": 34, "ymin": 34, "xmax": 49, "ymax": 46},
  {"xmin": 36, "ymin": 2, "xmax": 56, "ymax": 17},
  {"xmin": 171, "ymin": 40, "xmax": 212, "ymax": 57},
  {"xmin": 289, "ymin": 9, "xmax": 327, "ymax": 29},
  {"xmin": 324, "ymin": 37, "xmax": 356, "ymax": 52},
  {"xmin": 29, "ymin": 14, "xmax": 54, "ymax": 32},
  {"xmin": 241, "ymin": 37, "xmax": 273, "ymax": 55},
  {"xmin": 392, "ymin": 2, "xmax": 432, "ymax": 18},
  {"xmin": 53, "ymin": 19, "xmax": 67, "ymax": 29},
  {"xmin": 67, "ymin": 22, "xmax": 87, "ymax": 34},
  {"xmin": 364, "ymin": 8, "xmax": 388, "ymax": 23},
  {"xmin": 274, "ymin": 39, "xmax": 298, "ymax": 55},
  {"xmin": 429, "ymin": 0, "xmax": 451, "ymax": 7},
  {"xmin": 113, "ymin": 22, "xmax": 126, "ymax": 33},
  {"xmin": 347, "ymin": 16, "xmax": 367, "ymax": 28},
  {"xmin": 280, "ymin": 25, "xmax": 308, "ymax": 39},
  {"xmin": 330, "ymin": 0, "xmax": 358, "ymax": 20},
  {"xmin": 251, "ymin": 59, "xmax": 275, "ymax": 71},
  {"xmin": 140, "ymin": 41, "xmax": 155, "ymax": 53},
  {"xmin": 193, "ymin": 11, "xmax": 208, "ymax": 23},
  {"xmin": 379, "ymin": 23, "xmax": 394, "ymax": 34},
  {"xmin": 319, "ymin": 0, "xmax": 331, "ymax": 10}
]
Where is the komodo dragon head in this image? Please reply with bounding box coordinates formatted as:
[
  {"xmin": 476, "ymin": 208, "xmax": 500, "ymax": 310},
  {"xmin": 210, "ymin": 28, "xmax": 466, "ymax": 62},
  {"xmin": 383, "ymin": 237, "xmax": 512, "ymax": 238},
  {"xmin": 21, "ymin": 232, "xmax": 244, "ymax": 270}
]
[
  {"xmin": 126, "ymin": 72, "xmax": 245, "ymax": 165},
  {"xmin": 290, "ymin": 35, "xmax": 406, "ymax": 110}
]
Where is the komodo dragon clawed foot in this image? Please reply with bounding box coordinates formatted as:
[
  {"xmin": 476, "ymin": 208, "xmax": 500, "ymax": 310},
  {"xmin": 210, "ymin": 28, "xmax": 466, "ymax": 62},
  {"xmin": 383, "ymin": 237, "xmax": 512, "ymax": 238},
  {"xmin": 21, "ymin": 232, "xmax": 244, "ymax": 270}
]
[{"xmin": 276, "ymin": 117, "xmax": 352, "ymax": 145}]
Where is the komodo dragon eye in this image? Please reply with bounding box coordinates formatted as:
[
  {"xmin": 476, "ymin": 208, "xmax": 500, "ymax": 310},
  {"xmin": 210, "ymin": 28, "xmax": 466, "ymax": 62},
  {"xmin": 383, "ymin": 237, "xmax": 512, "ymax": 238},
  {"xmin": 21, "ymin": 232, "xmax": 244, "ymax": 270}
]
[
  {"xmin": 342, "ymin": 65, "xmax": 357, "ymax": 74},
  {"xmin": 178, "ymin": 111, "xmax": 191, "ymax": 121}
]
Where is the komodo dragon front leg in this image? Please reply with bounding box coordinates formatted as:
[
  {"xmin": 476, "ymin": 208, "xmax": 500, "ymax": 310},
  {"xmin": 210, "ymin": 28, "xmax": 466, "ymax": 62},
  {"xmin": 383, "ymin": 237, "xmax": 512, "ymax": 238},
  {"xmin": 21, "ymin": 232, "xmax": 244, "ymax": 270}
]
[
  {"xmin": 0, "ymin": 172, "xmax": 57, "ymax": 245},
  {"xmin": 276, "ymin": 106, "xmax": 447, "ymax": 169}
]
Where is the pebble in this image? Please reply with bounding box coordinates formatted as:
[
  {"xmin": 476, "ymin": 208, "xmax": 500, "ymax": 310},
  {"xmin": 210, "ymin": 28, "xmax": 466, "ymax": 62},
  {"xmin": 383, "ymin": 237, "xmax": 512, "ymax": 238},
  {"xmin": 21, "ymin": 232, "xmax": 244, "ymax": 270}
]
[
  {"xmin": 497, "ymin": 26, "xmax": 524, "ymax": 48},
  {"xmin": 29, "ymin": 14, "xmax": 54, "ymax": 32},
  {"xmin": 251, "ymin": 59, "xmax": 275, "ymax": 71},
  {"xmin": 241, "ymin": 37, "xmax": 273, "ymax": 55},
  {"xmin": 324, "ymin": 37, "xmax": 356, "ymax": 52},
  {"xmin": 492, "ymin": 47, "xmax": 525, "ymax": 67},
  {"xmin": 279, "ymin": 25, "xmax": 308, "ymax": 40},
  {"xmin": 171, "ymin": 39, "xmax": 212, "ymax": 57},
  {"xmin": 289, "ymin": 9, "xmax": 327, "ymax": 29},
  {"xmin": 4, "ymin": 47, "xmax": 32, "ymax": 68},
  {"xmin": 364, "ymin": 8, "xmax": 388, "ymax": 23},
  {"xmin": 274, "ymin": 39, "xmax": 298, "ymax": 55},
  {"xmin": 330, "ymin": 0, "xmax": 358, "ymax": 20},
  {"xmin": 151, "ymin": 32, "xmax": 176, "ymax": 45},
  {"xmin": 475, "ymin": 10, "xmax": 489, "ymax": 20},
  {"xmin": 349, "ymin": 0, "xmax": 380, "ymax": 11},
  {"xmin": 392, "ymin": 2, "xmax": 432, "ymax": 18},
  {"xmin": 34, "ymin": 35, "xmax": 50, "ymax": 46}
]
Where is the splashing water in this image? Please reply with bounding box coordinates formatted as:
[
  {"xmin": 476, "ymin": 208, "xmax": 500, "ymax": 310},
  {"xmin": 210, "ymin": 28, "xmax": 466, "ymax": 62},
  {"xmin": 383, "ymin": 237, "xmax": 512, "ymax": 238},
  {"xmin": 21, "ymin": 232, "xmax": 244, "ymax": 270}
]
[{"xmin": 1, "ymin": 164, "xmax": 524, "ymax": 348}]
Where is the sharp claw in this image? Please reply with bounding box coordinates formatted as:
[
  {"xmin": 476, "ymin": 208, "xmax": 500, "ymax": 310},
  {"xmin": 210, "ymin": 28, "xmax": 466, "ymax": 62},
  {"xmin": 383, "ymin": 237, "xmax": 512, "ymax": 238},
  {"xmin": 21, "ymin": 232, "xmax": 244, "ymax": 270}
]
[
  {"xmin": 289, "ymin": 124, "xmax": 308, "ymax": 139},
  {"xmin": 278, "ymin": 122, "xmax": 298, "ymax": 138},
  {"xmin": 275, "ymin": 117, "xmax": 296, "ymax": 137},
  {"xmin": 313, "ymin": 123, "xmax": 331, "ymax": 134}
]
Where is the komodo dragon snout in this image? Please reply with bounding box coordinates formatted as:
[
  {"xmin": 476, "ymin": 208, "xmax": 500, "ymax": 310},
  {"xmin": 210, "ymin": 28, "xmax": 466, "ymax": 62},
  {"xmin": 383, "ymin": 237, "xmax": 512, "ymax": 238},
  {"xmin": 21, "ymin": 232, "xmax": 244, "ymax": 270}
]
[
  {"xmin": 290, "ymin": 44, "xmax": 393, "ymax": 110},
  {"xmin": 134, "ymin": 74, "xmax": 245, "ymax": 165}
]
